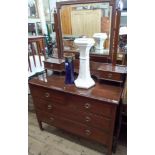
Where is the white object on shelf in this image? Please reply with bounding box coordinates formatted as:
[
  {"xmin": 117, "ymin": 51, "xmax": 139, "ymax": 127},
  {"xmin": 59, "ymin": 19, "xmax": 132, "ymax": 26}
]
[
  {"xmin": 74, "ymin": 38, "xmax": 95, "ymax": 89},
  {"xmin": 121, "ymin": 11, "xmax": 127, "ymax": 16},
  {"xmin": 119, "ymin": 26, "xmax": 127, "ymax": 35},
  {"xmin": 93, "ymin": 33, "xmax": 107, "ymax": 53}
]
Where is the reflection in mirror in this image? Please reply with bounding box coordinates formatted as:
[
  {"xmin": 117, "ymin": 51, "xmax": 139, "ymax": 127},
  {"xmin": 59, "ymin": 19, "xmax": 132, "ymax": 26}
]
[{"xmin": 60, "ymin": 2, "xmax": 112, "ymax": 55}]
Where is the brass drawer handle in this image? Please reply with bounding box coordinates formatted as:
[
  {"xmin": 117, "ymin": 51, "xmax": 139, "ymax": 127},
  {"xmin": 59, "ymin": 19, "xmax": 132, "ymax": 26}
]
[
  {"xmin": 84, "ymin": 103, "xmax": 91, "ymax": 109},
  {"xmin": 85, "ymin": 116, "xmax": 91, "ymax": 122},
  {"xmin": 45, "ymin": 92, "xmax": 50, "ymax": 98},
  {"xmin": 85, "ymin": 129, "xmax": 91, "ymax": 136},
  {"xmin": 50, "ymin": 117, "xmax": 54, "ymax": 122},
  {"xmin": 108, "ymin": 73, "xmax": 113, "ymax": 78},
  {"xmin": 47, "ymin": 104, "xmax": 52, "ymax": 109}
]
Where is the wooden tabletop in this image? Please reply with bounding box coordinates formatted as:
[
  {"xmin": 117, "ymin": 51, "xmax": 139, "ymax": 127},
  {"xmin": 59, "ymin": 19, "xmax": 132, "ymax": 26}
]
[
  {"xmin": 29, "ymin": 73, "xmax": 123, "ymax": 105},
  {"xmin": 28, "ymin": 35, "xmax": 45, "ymax": 39}
]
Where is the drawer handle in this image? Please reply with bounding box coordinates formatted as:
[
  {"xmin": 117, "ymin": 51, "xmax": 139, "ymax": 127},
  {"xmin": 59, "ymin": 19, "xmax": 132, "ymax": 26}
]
[
  {"xmin": 85, "ymin": 129, "xmax": 91, "ymax": 136},
  {"xmin": 108, "ymin": 73, "xmax": 112, "ymax": 78},
  {"xmin": 45, "ymin": 92, "xmax": 50, "ymax": 98},
  {"xmin": 47, "ymin": 104, "xmax": 52, "ymax": 109},
  {"xmin": 85, "ymin": 116, "xmax": 91, "ymax": 122},
  {"xmin": 50, "ymin": 117, "xmax": 54, "ymax": 122},
  {"xmin": 84, "ymin": 103, "xmax": 91, "ymax": 109},
  {"xmin": 50, "ymin": 64, "xmax": 53, "ymax": 67}
]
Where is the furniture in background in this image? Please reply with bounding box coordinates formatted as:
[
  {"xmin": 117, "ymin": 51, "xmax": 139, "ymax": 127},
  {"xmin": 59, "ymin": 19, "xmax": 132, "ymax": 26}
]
[{"xmin": 28, "ymin": 36, "xmax": 46, "ymax": 77}]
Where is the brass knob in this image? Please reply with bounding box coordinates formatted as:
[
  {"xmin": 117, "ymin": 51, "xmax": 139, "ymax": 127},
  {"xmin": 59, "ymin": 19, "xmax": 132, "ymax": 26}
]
[
  {"xmin": 108, "ymin": 73, "xmax": 112, "ymax": 78},
  {"xmin": 85, "ymin": 129, "xmax": 91, "ymax": 136},
  {"xmin": 47, "ymin": 104, "xmax": 52, "ymax": 109},
  {"xmin": 45, "ymin": 92, "xmax": 50, "ymax": 97},
  {"xmin": 84, "ymin": 103, "xmax": 91, "ymax": 109},
  {"xmin": 50, "ymin": 117, "xmax": 54, "ymax": 122},
  {"xmin": 85, "ymin": 116, "xmax": 91, "ymax": 122}
]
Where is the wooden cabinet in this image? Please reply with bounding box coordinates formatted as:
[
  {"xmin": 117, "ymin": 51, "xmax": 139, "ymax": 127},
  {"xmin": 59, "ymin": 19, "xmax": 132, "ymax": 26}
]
[
  {"xmin": 29, "ymin": 74, "xmax": 123, "ymax": 155},
  {"xmin": 71, "ymin": 9, "xmax": 102, "ymax": 37}
]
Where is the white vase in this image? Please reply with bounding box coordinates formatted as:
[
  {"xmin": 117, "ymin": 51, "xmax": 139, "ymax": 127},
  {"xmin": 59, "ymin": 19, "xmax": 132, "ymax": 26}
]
[{"xmin": 74, "ymin": 38, "xmax": 95, "ymax": 89}]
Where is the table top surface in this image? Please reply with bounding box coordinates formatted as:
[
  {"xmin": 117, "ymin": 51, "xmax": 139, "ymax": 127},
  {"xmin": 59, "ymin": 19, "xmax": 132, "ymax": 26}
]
[
  {"xmin": 44, "ymin": 58, "xmax": 65, "ymax": 64},
  {"xmin": 29, "ymin": 73, "xmax": 123, "ymax": 105},
  {"xmin": 28, "ymin": 35, "xmax": 45, "ymax": 39}
]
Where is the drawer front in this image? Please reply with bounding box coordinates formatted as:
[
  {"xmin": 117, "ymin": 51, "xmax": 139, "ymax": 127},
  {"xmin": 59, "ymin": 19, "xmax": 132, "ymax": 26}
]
[
  {"xmin": 67, "ymin": 95, "xmax": 114, "ymax": 118},
  {"xmin": 98, "ymin": 71, "xmax": 122, "ymax": 82},
  {"xmin": 44, "ymin": 62, "xmax": 64, "ymax": 71},
  {"xmin": 36, "ymin": 110, "xmax": 109, "ymax": 145},
  {"xmin": 30, "ymin": 85, "xmax": 66, "ymax": 104},
  {"xmin": 34, "ymin": 98, "xmax": 111, "ymax": 131}
]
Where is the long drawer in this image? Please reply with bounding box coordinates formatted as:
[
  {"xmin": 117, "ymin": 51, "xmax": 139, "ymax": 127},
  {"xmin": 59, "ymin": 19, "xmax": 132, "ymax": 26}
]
[
  {"xmin": 34, "ymin": 98, "xmax": 112, "ymax": 131},
  {"xmin": 30, "ymin": 85, "xmax": 114, "ymax": 118},
  {"xmin": 30, "ymin": 85, "xmax": 66, "ymax": 104},
  {"xmin": 36, "ymin": 110, "xmax": 109, "ymax": 145},
  {"xmin": 67, "ymin": 95, "xmax": 114, "ymax": 118}
]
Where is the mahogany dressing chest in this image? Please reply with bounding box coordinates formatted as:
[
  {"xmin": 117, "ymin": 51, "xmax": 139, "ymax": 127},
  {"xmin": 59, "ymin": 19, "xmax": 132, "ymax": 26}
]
[{"xmin": 29, "ymin": 73, "xmax": 123, "ymax": 155}]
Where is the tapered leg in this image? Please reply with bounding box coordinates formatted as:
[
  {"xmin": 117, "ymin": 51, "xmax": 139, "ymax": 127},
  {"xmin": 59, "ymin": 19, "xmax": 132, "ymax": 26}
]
[
  {"xmin": 38, "ymin": 121, "xmax": 44, "ymax": 131},
  {"xmin": 107, "ymin": 143, "xmax": 112, "ymax": 155}
]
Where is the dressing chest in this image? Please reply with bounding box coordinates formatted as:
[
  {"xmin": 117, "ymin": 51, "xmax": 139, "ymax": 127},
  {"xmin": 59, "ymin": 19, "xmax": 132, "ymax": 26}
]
[
  {"xmin": 29, "ymin": 0, "xmax": 126, "ymax": 154},
  {"xmin": 29, "ymin": 73, "xmax": 123, "ymax": 155}
]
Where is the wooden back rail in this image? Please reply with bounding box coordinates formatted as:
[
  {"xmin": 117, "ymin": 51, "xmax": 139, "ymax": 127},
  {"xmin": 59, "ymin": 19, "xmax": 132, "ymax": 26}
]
[{"xmin": 28, "ymin": 36, "xmax": 46, "ymax": 72}]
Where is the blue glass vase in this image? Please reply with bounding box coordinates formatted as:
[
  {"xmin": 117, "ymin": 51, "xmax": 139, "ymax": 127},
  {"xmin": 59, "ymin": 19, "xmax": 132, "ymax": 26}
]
[{"xmin": 64, "ymin": 53, "xmax": 74, "ymax": 84}]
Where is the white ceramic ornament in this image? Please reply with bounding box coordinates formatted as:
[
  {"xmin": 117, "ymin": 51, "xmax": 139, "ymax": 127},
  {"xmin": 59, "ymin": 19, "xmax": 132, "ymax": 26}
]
[{"xmin": 74, "ymin": 38, "xmax": 95, "ymax": 89}]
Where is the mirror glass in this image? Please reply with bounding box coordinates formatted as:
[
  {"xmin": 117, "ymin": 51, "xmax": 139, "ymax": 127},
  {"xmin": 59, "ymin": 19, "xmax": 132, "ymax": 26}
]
[{"xmin": 60, "ymin": 2, "xmax": 112, "ymax": 55}]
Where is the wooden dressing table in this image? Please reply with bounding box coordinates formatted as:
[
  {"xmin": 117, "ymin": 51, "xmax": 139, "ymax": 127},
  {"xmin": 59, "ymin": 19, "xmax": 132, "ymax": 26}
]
[{"xmin": 29, "ymin": 0, "xmax": 127, "ymax": 155}]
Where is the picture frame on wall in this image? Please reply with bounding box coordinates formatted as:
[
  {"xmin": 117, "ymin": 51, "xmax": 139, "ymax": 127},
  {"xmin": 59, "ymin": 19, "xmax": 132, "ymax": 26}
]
[{"xmin": 28, "ymin": 0, "xmax": 39, "ymax": 18}]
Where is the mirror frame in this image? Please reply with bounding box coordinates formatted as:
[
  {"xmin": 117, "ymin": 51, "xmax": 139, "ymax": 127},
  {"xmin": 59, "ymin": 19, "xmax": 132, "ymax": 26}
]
[{"xmin": 56, "ymin": 0, "xmax": 120, "ymax": 64}]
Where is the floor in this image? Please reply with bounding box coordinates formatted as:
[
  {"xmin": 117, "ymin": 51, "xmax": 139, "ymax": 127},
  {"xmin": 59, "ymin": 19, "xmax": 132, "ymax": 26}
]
[{"xmin": 28, "ymin": 95, "xmax": 127, "ymax": 155}]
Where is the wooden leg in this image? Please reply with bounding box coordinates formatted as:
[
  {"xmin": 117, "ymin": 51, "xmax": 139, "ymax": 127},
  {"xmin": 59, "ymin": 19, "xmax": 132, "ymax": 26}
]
[
  {"xmin": 45, "ymin": 69, "xmax": 47, "ymax": 74},
  {"xmin": 112, "ymin": 102, "xmax": 123, "ymax": 153},
  {"xmin": 106, "ymin": 140, "xmax": 113, "ymax": 155},
  {"xmin": 112, "ymin": 137, "xmax": 117, "ymax": 153},
  {"xmin": 38, "ymin": 121, "xmax": 44, "ymax": 131}
]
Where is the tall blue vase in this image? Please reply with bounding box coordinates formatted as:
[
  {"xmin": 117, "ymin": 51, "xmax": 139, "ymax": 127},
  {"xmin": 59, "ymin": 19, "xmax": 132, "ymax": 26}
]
[{"xmin": 64, "ymin": 54, "xmax": 74, "ymax": 84}]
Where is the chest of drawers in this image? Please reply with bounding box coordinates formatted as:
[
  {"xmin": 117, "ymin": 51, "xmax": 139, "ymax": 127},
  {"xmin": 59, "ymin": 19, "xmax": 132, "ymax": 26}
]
[{"xmin": 29, "ymin": 74, "xmax": 123, "ymax": 155}]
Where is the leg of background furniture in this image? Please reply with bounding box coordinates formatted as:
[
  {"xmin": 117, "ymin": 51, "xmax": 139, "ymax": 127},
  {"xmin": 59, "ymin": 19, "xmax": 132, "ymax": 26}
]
[{"xmin": 45, "ymin": 69, "xmax": 48, "ymax": 74}]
